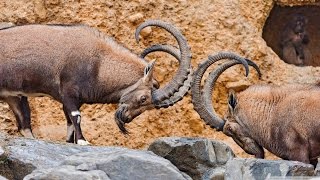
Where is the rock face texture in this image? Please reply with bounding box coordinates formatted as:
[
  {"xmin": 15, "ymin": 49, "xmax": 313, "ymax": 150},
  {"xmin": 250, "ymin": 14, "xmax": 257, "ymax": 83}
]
[{"xmin": 0, "ymin": 0, "xmax": 320, "ymax": 159}]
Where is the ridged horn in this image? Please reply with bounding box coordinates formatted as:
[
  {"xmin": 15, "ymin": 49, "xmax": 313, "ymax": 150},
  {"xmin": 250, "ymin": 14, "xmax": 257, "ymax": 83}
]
[
  {"xmin": 201, "ymin": 59, "xmax": 261, "ymax": 130},
  {"xmin": 140, "ymin": 44, "xmax": 193, "ymax": 108},
  {"xmin": 191, "ymin": 52, "xmax": 250, "ymax": 131},
  {"xmin": 136, "ymin": 20, "xmax": 192, "ymax": 106},
  {"xmin": 140, "ymin": 44, "xmax": 180, "ymax": 60}
]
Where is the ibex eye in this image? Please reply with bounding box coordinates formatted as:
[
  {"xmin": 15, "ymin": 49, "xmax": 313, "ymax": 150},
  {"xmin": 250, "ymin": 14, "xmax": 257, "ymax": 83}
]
[{"xmin": 140, "ymin": 96, "xmax": 147, "ymax": 103}]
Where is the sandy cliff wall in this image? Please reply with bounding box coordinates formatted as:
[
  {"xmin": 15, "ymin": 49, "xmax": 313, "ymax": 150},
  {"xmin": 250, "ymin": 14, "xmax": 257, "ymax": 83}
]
[{"xmin": 0, "ymin": 0, "xmax": 319, "ymax": 158}]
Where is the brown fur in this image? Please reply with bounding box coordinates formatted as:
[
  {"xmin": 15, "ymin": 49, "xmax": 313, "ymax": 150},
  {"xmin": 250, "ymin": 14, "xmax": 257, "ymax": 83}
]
[
  {"xmin": 0, "ymin": 24, "xmax": 160, "ymax": 144},
  {"xmin": 225, "ymin": 83, "xmax": 320, "ymax": 166}
]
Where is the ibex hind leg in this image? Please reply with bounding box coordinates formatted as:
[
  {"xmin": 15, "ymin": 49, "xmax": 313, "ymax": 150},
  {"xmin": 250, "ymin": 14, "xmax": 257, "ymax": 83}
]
[{"xmin": 4, "ymin": 96, "xmax": 34, "ymax": 138}]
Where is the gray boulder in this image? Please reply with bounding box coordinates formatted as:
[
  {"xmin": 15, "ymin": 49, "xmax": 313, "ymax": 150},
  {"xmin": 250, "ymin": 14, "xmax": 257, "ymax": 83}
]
[
  {"xmin": 24, "ymin": 165, "xmax": 110, "ymax": 180},
  {"xmin": 148, "ymin": 137, "xmax": 235, "ymax": 180},
  {"xmin": 0, "ymin": 134, "xmax": 124, "ymax": 179},
  {"xmin": 225, "ymin": 158, "xmax": 315, "ymax": 180},
  {"xmin": 63, "ymin": 150, "xmax": 192, "ymax": 180},
  {"xmin": 25, "ymin": 149, "xmax": 192, "ymax": 180}
]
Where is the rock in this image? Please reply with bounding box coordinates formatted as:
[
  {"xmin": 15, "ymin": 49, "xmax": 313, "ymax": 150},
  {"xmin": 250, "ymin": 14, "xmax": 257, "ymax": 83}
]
[
  {"xmin": 0, "ymin": 135, "xmax": 124, "ymax": 179},
  {"xmin": 128, "ymin": 13, "xmax": 144, "ymax": 24},
  {"xmin": 0, "ymin": 175, "xmax": 7, "ymax": 180},
  {"xmin": 61, "ymin": 149, "xmax": 192, "ymax": 180},
  {"xmin": 139, "ymin": 27, "xmax": 152, "ymax": 39},
  {"xmin": 75, "ymin": 162, "xmax": 97, "ymax": 171},
  {"xmin": 24, "ymin": 165, "xmax": 110, "ymax": 180},
  {"xmin": 225, "ymin": 158, "xmax": 315, "ymax": 180},
  {"xmin": 148, "ymin": 137, "xmax": 235, "ymax": 180},
  {"xmin": 1, "ymin": 134, "xmax": 191, "ymax": 180},
  {"xmin": 0, "ymin": 22, "xmax": 14, "ymax": 30},
  {"xmin": 202, "ymin": 167, "xmax": 225, "ymax": 180}
]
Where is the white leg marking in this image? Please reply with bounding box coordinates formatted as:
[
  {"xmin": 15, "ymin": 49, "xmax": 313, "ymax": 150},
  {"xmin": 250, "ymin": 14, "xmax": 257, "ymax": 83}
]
[
  {"xmin": 71, "ymin": 111, "xmax": 81, "ymax": 117},
  {"xmin": 77, "ymin": 139, "xmax": 91, "ymax": 146},
  {"xmin": 71, "ymin": 111, "xmax": 81, "ymax": 124},
  {"xmin": 20, "ymin": 129, "xmax": 35, "ymax": 139},
  {"xmin": 67, "ymin": 124, "xmax": 74, "ymax": 140},
  {"xmin": 77, "ymin": 116, "xmax": 81, "ymax": 124}
]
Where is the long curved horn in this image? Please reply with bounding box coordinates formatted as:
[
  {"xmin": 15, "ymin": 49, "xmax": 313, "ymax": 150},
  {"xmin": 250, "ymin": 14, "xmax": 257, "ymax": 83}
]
[
  {"xmin": 201, "ymin": 60, "xmax": 261, "ymax": 130},
  {"xmin": 140, "ymin": 44, "xmax": 180, "ymax": 60},
  {"xmin": 191, "ymin": 52, "xmax": 250, "ymax": 130},
  {"xmin": 140, "ymin": 44, "xmax": 193, "ymax": 108},
  {"xmin": 136, "ymin": 20, "xmax": 192, "ymax": 105}
]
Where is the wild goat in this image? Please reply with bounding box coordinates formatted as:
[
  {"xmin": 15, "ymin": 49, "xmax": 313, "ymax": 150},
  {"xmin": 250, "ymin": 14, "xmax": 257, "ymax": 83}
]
[
  {"xmin": 0, "ymin": 20, "xmax": 192, "ymax": 145},
  {"xmin": 192, "ymin": 52, "xmax": 320, "ymax": 166}
]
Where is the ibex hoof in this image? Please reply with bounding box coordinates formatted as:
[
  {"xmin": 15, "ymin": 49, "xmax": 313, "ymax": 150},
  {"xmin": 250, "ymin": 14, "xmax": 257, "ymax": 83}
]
[
  {"xmin": 77, "ymin": 139, "xmax": 91, "ymax": 146},
  {"xmin": 20, "ymin": 129, "xmax": 35, "ymax": 139}
]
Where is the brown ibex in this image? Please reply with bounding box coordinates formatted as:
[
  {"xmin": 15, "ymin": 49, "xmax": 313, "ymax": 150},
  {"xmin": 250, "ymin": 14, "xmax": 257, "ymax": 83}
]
[
  {"xmin": 192, "ymin": 52, "xmax": 320, "ymax": 166},
  {"xmin": 0, "ymin": 20, "xmax": 192, "ymax": 145}
]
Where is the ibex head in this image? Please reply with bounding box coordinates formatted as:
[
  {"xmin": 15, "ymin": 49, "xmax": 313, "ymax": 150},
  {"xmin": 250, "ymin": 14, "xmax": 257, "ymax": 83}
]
[
  {"xmin": 115, "ymin": 61, "xmax": 157, "ymax": 133},
  {"xmin": 191, "ymin": 52, "xmax": 262, "ymax": 153},
  {"xmin": 115, "ymin": 20, "xmax": 192, "ymax": 133}
]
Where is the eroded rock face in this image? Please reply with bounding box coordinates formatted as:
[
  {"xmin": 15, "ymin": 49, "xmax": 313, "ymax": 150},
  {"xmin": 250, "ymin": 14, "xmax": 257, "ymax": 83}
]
[{"xmin": 148, "ymin": 137, "xmax": 235, "ymax": 180}]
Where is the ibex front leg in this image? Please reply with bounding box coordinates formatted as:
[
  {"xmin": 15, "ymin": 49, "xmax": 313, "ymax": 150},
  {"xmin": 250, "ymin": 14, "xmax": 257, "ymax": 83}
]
[
  {"xmin": 62, "ymin": 99, "xmax": 90, "ymax": 145},
  {"xmin": 63, "ymin": 106, "xmax": 75, "ymax": 143}
]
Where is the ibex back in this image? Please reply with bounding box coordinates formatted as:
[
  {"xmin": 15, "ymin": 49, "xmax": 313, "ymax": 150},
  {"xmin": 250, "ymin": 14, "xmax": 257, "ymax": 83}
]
[{"xmin": 0, "ymin": 20, "xmax": 192, "ymax": 145}]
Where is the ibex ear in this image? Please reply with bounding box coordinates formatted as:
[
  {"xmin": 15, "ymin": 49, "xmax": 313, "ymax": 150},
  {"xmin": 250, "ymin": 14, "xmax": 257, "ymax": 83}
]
[
  {"xmin": 143, "ymin": 60, "xmax": 156, "ymax": 83},
  {"xmin": 228, "ymin": 89, "xmax": 238, "ymax": 115}
]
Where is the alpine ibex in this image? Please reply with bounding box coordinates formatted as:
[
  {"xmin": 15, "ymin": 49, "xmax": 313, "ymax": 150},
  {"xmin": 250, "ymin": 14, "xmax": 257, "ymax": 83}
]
[
  {"xmin": 192, "ymin": 52, "xmax": 320, "ymax": 166},
  {"xmin": 0, "ymin": 20, "xmax": 192, "ymax": 145}
]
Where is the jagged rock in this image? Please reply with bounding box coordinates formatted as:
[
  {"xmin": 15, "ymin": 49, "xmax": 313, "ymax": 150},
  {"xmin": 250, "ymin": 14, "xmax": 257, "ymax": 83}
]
[
  {"xmin": 148, "ymin": 137, "xmax": 235, "ymax": 180},
  {"xmin": 24, "ymin": 165, "xmax": 110, "ymax": 180},
  {"xmin": 0, "ymin": 134, "xmax": 123, "ymax": 179},
  {"xmin": 25, "ymin": 149, "xmax": 191, "ymax": 180},
  {"xmin": 225, "ymin": 158, "xmax": 315, "ymax": 180},
  {"xmin": 0, "ymin": 134, "xmax": 191, "ymax": 180},
  {"xmin": 61, "ymin": 150, "xmax": 192, "ymax": 180}
]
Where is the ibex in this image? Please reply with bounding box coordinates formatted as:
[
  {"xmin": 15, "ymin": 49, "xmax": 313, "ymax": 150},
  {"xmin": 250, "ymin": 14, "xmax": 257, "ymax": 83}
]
[
  {"xmin": 192, "ymin": 52, "xmax": 320, "ymax": 166},
  {"xmin": 0, "ymin": 20, "xmax": 192, "ymax": 145}
]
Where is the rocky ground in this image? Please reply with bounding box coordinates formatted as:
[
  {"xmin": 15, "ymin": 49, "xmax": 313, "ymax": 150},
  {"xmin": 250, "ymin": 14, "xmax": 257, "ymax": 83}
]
[
  {"xmin": 0, "ymin": 134, "xmax": 317, "ymax": 180},
  {"xmin": 0, "ymin": 0, "xmax": 319, "ymax": 160}
]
